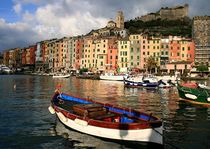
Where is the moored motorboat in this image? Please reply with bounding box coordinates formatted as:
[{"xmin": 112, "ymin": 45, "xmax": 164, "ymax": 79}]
[
  {"xmin": 177, "ymin": 82, "xmax": 210, "ymax": 106},
  {"xmin": 52, "ymin": 74, "xmax": 71, "ymax": 78},
  {"xmin": 100, "ymin": 73, "xmax": 127, "ymax": 81},
  {"xmin": 49, "ymin": 91, "xmax": 163, "ymax": 144},
  {"xmin": 124, "ymin": 75, "xmax": 144, "ymax": 87}
]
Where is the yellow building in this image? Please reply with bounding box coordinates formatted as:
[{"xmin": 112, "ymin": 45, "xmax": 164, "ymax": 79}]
[
  {"xmin": 95, "ymin": 38, "xmax": 109, "ymax": 71},
  {"xmin": 118, "ymin": 39, "xmax": 130, "ymax": 72},
  {"xmin": 147, "ymin": 37, "xmax": 161, "ymax": 66},
  {"xmin": 82, "ymin": 37, "xmax": 96, "ymax": 70}
]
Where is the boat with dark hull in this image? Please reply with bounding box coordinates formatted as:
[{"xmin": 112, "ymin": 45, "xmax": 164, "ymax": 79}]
[
  {"xmin": 177, "ymin": 82, "xmax": 210, "ymax": 106},
  {"xmin": 49, "ymin": 91, "xmax": 163, "ymax": 144}
]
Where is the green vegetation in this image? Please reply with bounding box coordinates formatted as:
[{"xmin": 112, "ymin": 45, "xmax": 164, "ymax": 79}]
[
  {"xmin": 146, "ymin": 56, "xmax": 158, "ymax": 73},
  {"xmin": 79, "ymin": 68, "xmax": 88, "ymax": 74},
  {"xmin": 125, "ymin": 18, "xmax": 192, "ymax": 37},
  {"xmin": 196, "ymin": 64, "xmax": 209, "ymax": 72}
]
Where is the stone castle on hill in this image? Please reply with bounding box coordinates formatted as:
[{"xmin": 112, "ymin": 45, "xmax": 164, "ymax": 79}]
[{"xmin": 136, "ymin": 4, "xmax": 189, "ymax": 22}]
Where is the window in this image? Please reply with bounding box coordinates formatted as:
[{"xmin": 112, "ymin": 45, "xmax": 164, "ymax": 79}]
[
  {"xmin": 177, "ymin": 53, "xmax": 180, "ymax": 56},
  {"xmin": 188, "ymin": 47, "xmax": 190, "ymax": 51},
  {"xmin": 131, "ymin": 48, "xmax": 133, "ymax": 52},
  {"xmin": 110, "ymin": 56, "xmax": 112, "ymax": 59},
  {"xmin": 137, "ymin": 56, "xmax": 140, "ymax": 60},
  {"xmin": 143, "ymin": 52, "xmax": 145, "ymax": 55},
  {"xmin": 137, "ymin": 48, "xmax": 140, "ymax": 52},
  {"xmin": 131, "ymin": 56, "xmax": 133, "ymax": 60},
  {"xmin": 182, "ymin": 54, "xmax": 184, "ymax": 58},
  {"xmin": 182, "ymin": 47, "xmax": 185, "ymax": 51}
]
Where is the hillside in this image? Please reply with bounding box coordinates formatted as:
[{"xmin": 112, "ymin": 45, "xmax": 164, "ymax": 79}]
[{"xmin": 124, "ymin": 17, "xmax": 192, "ymax": 37}]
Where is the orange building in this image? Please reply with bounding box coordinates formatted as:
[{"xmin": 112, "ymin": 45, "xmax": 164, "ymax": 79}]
[
  {"xmin": 169, "ymin": 40, "xmax": 181, "ymax": 62},
  {"xmin": 107, "ymin": 44, "xmax": 118, "ymax": 71}
]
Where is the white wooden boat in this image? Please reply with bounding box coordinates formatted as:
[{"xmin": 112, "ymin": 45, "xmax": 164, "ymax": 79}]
[{"xmin": 48, "ymin": 91, "xmax": 163, "ymax": 145}]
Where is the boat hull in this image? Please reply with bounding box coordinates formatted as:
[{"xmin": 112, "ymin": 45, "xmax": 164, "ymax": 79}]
[
  {"xmin": 49, "ymin": 92, "xmax": 163, "ymax": 145},
  {"xmin": 52, "ymin": 74, "xmax": 71, "ymax": 78},
  {"xmin": 55, "ymin": 110, "xmax": 163, "ymax": 144},
  {"xmin": 100, "ymin": 75, "xmax": 125, "ymax": 81},
  {"xmin": 177, "ymin": 84, "xmax": 210, "ymax": 106}
]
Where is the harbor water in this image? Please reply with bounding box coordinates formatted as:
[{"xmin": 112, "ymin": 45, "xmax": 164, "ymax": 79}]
[{"xmin": 0, "ymin": 75, "xmax": 210, "ymax": 149}]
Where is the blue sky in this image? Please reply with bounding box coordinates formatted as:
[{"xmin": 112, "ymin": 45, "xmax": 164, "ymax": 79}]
[{"xmin": 0, "ymin": 0, "xmax": 209, "ymax": 52}]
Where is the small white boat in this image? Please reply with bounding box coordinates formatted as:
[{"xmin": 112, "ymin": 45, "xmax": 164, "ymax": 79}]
[
  {"xmin": 100, "ymin": 73, "xmax": 127, "ymax": 81},
  {"xmin": 52, "ymin": 74, "xmax": 71, "ymax": 78}
]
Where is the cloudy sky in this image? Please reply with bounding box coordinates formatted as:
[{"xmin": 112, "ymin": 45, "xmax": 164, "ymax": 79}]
[{"xmin": 0, "ymin": 0, "xmax": 209, "ymax": 51}]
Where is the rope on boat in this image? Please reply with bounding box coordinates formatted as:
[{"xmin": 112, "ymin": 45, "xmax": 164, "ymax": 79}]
[{"xmin": 152, "ymin": 128, "xmax": 180, "ymax": 149}]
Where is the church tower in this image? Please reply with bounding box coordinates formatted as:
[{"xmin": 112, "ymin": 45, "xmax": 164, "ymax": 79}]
[{"xmin": 116, "ymin": 11, "xmax": 124, "ymax": 29}]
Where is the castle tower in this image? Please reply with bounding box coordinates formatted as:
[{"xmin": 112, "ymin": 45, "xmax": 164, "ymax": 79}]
[{"xmin": 116, "ymin": 11, "xmax": 124, "ymax": 29}]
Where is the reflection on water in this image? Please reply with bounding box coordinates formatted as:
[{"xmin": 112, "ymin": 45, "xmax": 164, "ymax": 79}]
[{"xmin": 0, "ymin": 75, "xmax": 210, "ymax": 149}]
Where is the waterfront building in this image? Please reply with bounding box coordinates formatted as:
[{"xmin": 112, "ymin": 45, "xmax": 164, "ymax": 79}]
[
  {"xmin": 95, "ymin": 38, "xmax": 109, "ymax": 72},
  {"xmin": 129, "ymin": 34, "xmax": 142, "ymax": 69},
  {"xmin": 160, "ymin": 38, "xmax": 170, "ymax": 71},
  {"xmin": 192, "ymin": 16, "xmax": 210, "ymax": 65},
  {"xmin": 35, "ymin": 40, "xmax": 50, "ymax": 72},
  {"xmin": 107, "ymin": 44, "xmax": 118, "ymax": 71},
  {"xmin": 63, "ymin": 37, "xmax": 72, "ymax": 71},
  {"xmin": 148, "ymin": 37, "xmax": 161, "ymax": 66},
  {"xmin": 140, "ymin": 35, "xmax": 149, "ymax": 70},
  {"xmin": 82, "ymin": 37, "xmax": 95, "ymax": 70},
  {"xmin": 21, "ymin": 45, "xmax": 36, "ymax": 71},
  {"xmin": 3, "ymin": 51, "xmax": 10, "ymax": 66},
  {"xmin": 180, "ymin": 39, "xmax": 195, "ymax": 62},
  {"xmin": 165, "ymin": 61, "xmax": 192, "ymax": 74},
  {"xmin": 118, "ymin": 39, "xmax": 130, "ymax": 72},
  {"xmin": 7, "ymin": 48, "xmax": 21, "ymax": 69},
  {"xmin": 169, "ymin": 37, "xmax": 182, "ymax": 62},
  {"xmin": 71, "ymin": 37, "xmax": 84, "ymax": 70},
  {"xmin": 48, "ymin": 39, "xmax": 55, "ymax": 72}
]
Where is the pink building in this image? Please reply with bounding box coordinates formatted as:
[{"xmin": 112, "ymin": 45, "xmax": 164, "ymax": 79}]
[
  {"xmin": 165, "ymin": 61, "xmax": 192, "ymax": 74},
  {"xmin": 107, "ymin": 45, "xmax": 118, "ymax": 70}
]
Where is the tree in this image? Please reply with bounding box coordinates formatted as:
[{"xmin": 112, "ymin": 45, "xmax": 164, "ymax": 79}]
[
  {"xmin": 79, "ymin": 67, "xmax": 88, "ymax": 75},
  {"xmin": 196, "ymin": 64, "xmax": 209, "ymax": 72},
  {"xmin": 146, "ymin": 56, "xmax": 158, "ymax": 73}
]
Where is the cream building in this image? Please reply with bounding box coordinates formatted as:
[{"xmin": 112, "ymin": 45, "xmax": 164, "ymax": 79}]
[{"xmin": 118, "ymin": 39, "xmax": 130, "ymax": 72}]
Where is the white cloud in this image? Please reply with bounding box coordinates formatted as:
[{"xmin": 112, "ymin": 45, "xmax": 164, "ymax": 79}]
[{"xmin": 13, "ymin": 3, "xmax": 22, "ymax": 14}]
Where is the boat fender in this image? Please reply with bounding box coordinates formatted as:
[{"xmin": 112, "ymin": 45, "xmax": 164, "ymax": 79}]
[
  {"xmin": 185, "ymin": 94, "xmax": 197, "ymax": 100},
  {"xmin": 74, "ymin": 118, "xmax": 88, "ymax": 126},
  {"xmin": 57, "ymin": 112, "xmax": 68, "ymax": 122},
  {"xmin": 207, "ymin": 97, "xmax": 210, "ymax": 102},
  {"xmin": 48, "ymin": 106, "xmax": 55, "ymax": 114}
]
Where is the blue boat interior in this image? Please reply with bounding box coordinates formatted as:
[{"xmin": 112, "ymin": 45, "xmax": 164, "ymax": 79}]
[{"xmin": 56, "ymin": 93, "xmax": 154, "ymax": 122}]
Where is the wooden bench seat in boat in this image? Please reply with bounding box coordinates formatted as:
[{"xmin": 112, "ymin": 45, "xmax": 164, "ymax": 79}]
[
  {"xmin": 73, "ymin": 103, "xmax": 107, "ymax": 118},
  {"xmin": 94, "ymin": 113, "xmax": 117, "ymax": 120}
]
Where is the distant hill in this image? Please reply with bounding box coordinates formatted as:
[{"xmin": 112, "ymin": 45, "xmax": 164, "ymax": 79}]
[{"xmin": 124, "ymin": 17, "xmax": 192, "ymax": 37}]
